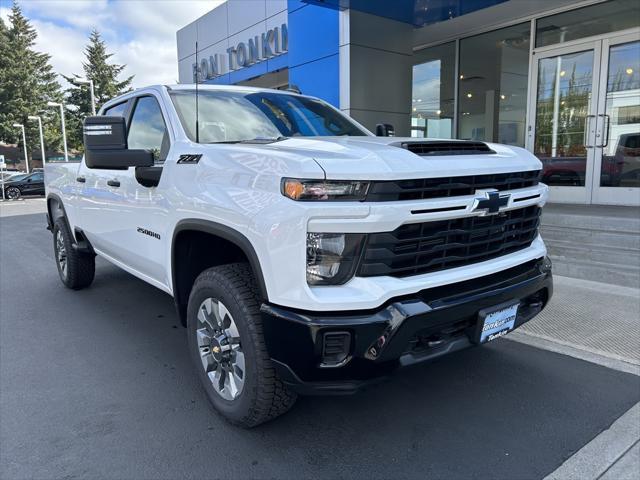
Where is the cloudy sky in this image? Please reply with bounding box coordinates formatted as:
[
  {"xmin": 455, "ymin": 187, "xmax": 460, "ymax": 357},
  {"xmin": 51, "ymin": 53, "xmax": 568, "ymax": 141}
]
[{"xmin": 0, "ymin": 0, "xmax": 225, "ymax": 88}]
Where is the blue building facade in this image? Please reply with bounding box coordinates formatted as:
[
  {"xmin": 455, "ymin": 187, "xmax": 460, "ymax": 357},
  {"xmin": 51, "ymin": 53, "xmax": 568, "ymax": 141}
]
[{"xmin": 177, "ymin": 0, "xmax": 640, "ymax": 206}]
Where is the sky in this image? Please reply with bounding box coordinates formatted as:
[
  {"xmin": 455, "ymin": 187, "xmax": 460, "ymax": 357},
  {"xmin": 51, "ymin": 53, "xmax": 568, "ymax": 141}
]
[{"xmin": 0, "ymin": 0, "xmax": 226, "ymax": 88}]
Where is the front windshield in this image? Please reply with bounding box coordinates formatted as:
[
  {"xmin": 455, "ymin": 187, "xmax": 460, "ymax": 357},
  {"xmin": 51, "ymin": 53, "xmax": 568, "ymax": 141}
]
[{"xmin": 170, "ymin": 90, "xmax": 367, "ymax": 143}]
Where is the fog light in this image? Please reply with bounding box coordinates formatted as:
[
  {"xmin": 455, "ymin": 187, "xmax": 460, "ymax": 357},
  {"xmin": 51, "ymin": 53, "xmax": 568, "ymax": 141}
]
[{"xmin": 321, "ymin": 331, "xmax": 351, "ymax": 367}]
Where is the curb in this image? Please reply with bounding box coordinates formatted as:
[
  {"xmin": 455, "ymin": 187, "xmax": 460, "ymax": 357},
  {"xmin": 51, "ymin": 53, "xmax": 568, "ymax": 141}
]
[{"xmin": 543, "ymin": 403, "xmax": 640, "ymax": 480}]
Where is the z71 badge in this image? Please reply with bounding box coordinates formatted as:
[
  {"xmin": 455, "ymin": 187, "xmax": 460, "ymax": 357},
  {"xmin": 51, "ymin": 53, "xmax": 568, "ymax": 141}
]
[{"xmin": 177, "ymin": 154, "xmax": 202, "ymax": 164}]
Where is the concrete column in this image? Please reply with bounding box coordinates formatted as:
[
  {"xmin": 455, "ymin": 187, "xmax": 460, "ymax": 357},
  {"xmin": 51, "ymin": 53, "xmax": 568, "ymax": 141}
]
[{"xmin": 342, "ymin": 10, "xmax": 414, "ymax": 136}]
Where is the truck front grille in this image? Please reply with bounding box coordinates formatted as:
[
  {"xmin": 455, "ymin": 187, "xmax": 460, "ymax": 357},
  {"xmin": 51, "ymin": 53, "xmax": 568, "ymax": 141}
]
[
  {"xmin": 365, "ymin": 170, "xmax": 540, "ymax": 202},
  {"xmin": 357, "ymin": 206, "xmax": 541, "ymax": 278}
]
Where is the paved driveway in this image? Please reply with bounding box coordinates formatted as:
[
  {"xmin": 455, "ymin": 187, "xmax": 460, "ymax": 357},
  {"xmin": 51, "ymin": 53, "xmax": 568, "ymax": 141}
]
[{"xmin": 1, "ymin": 212, "xmax": 638, "ymax": 479}]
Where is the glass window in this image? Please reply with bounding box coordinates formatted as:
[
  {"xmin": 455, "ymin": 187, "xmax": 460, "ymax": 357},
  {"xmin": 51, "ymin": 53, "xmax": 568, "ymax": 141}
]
[
  {"xmin": 536, "ymin": 0, "xmax": 640, "ymax": 48},
  {"xmin": 600, "ymin": 40, "xmax": 640, "ymax": 188},
  {"xmin": 169, "ymin": 90, "xmax": 366, "ymax": 143},
  {"xmin": 458, "ymin": 22, "xmax": 531, "ymax": 146},
  {"xmin": 411, "ymin": 42, "xmax": 455, "ymax": 138},
  {"xmin": 534, "ymin": 50, "xmax": 595, "ymax": 187},
  {"xmin": 127, "ymin": 96, "xmax": 169, "ymax": 162},
  {"xmin": 103, "ymin": 101, "xmax": 128, "ymax": 117},
  {"xmin": 29, "ymin": 172, "xmax": 44, "ymax": 182}
]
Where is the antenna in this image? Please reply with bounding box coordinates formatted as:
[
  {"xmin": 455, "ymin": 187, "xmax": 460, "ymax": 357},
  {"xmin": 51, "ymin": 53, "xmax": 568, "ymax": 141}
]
[{"xmin": 195, "ymin": 41, "xmax": 200, "ymax": 143}]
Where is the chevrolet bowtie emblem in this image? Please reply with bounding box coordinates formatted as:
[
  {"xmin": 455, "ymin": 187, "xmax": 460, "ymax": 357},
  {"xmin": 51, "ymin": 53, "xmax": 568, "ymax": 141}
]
[
  {"xmin": 473, "ymin": 190, "xmax": 510, "ymax": 215},
  {"xmin": 212, "ymin": 346, "xmax": 221, "ymax": 354}
]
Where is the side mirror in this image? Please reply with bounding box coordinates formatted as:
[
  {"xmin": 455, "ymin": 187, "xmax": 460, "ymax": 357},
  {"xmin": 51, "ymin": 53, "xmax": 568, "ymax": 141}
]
[
  {"xmin": 83, "ymin": 116, "xmax": 153, "ymax": 169},
  {"xmin": 27, "ymin": 178, "xmax": 32, "ymax": 183},
  {"xmin": 376, "ymin": 123, "xmax": 395, "ymax": 137}
]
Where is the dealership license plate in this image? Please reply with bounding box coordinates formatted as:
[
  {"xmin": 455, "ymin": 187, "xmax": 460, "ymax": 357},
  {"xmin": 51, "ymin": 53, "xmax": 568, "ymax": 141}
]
[{"xmin": 477, "ymin": 302, "xmax": 519, "ymax": 343}]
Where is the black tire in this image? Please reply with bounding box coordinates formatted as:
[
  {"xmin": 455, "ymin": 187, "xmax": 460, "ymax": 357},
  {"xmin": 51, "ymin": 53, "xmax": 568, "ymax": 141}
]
[
  {"xmin": 52, "ymin": 217, "xmax": 95, "ymax": 290},
  {"xmin": 6, "ymin": 186, "xmax": 21, "ymax": 200},
  {"xmin": 187, "ymin": 263, "xmax": 296, "ymax": 428}
]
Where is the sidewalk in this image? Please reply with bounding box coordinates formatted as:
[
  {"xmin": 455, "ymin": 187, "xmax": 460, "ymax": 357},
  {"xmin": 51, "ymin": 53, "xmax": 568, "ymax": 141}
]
[
  {"xmin": 510, "ymin": 274, "xmax": 640, "ymax": 480},
  {"xmin": 517, "ymin": 275, "xmax": 640, "ymax": 367}
]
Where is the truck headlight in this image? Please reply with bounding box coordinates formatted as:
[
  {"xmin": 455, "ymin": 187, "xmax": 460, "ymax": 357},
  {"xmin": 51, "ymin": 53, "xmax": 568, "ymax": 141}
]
[
  {"xmin": 283, "ymin": 178, "xmax": 369, "ymax": 201},
  {"xmin": 306, "ymin": 233, "xmax": 365, "ymax": 285}
]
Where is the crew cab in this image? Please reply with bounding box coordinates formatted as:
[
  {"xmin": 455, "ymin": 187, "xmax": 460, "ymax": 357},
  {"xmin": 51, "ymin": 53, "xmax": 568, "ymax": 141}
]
[{"xmin": 45, "ymin": 84, "xmax": 553, "ymax": 427}]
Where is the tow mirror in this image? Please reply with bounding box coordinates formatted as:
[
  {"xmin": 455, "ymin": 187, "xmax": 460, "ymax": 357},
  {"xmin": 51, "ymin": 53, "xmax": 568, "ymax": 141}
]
[
  {"xmin": 376, "ymin": 123, "xmax": 395, "ymax": 137},
  {"xmin": 83, "ymin": 116, "xmax": 153, "ymax": 169}
]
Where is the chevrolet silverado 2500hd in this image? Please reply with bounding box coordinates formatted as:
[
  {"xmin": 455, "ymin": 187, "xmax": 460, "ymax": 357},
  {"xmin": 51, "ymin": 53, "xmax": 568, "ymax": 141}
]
[{"xmin": 45, "ymin": 85, "xmax": 553, "ymax": 427}]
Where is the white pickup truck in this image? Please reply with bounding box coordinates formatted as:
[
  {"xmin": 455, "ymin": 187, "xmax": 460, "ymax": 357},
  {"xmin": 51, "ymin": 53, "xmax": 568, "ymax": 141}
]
[{"xmin": 45, "ymin": 84, "xmax": 553, "ymax": 427}]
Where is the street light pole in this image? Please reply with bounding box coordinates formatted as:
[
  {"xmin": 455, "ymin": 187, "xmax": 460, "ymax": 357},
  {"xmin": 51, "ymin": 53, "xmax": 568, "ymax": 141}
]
[
  {"xmin": 47, "ymin": 102, "xmax": 68, "ymax": 162},
  {"xmin": 75, "ymin": 78, "xmax": 96, "ymax": 116},
  {"xmin": 28, "ymin": 116, "xmax": 46, "ymax": 167},
  {"xmin": 12, "ymin": 123, "xmax": 30, "ymax": 173}
]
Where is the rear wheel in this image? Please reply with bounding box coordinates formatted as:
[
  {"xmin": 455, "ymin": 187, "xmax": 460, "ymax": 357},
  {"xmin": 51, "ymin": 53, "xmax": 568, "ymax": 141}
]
[
  {"xmin": 187, "ymin": 263, "xmax": 296, "ymax": 427},
  {"xmin": 52, "ymin": 217, "xmax": 95, "ymax": 290}
]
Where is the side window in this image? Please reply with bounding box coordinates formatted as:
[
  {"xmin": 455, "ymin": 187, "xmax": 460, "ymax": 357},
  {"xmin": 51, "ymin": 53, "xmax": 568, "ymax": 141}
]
[
  {"xmin": 127, "ymin": 96, "xmax": 170, "ymax": 163},
  {"xmin": 103, "ymin": 101, "xmax": 128, "ymax": 117},
  {"xmin": 30, "ymin": 172, "xmax": 44, "ymax": 182}
]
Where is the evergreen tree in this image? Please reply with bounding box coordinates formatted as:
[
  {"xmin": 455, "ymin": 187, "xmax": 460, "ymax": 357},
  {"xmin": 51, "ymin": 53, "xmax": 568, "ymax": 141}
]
[
  {"xmin": 63, "ymin": 29, "xmax": 134, "ymax": 151},
  {"xmin": 0, "ymin": 2, "xmax": 63, "ymax": 167}
]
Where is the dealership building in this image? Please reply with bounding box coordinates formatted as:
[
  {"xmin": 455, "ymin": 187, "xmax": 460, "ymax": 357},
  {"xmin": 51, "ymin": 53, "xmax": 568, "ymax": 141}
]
[{"xmin": 177, "ymin": 0, "xmax": 639, "ymax": 207}]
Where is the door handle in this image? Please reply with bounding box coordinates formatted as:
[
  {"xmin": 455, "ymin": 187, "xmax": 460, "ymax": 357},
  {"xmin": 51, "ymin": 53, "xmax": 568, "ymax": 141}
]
[
  {"xmin": 598, "ymin": 113, "xmax": 611, "ymax": 148},
  {"xmin": 107, "ymin": 179, "xmax": 120, "ymax": 187},
  {"xmin": 76, "ymin": 176, "xmax": 86, "ymax": 183}
]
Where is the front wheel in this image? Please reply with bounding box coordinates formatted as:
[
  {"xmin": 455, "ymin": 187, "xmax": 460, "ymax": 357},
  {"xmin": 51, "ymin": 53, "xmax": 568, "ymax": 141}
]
[
  {"xmin": 5, "ymin": 186, "xmax": 21, "ymax": 200},
  {"xmin": 187, "ymin": 263, "xmax": 296, "ymax": 427},
  {"xmin": 52, "ymin": 217, "xmax": 95, "ymax": 290}
]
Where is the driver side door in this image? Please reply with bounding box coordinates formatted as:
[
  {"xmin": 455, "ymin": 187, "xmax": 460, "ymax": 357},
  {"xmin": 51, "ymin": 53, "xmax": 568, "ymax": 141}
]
[
  {"xmin": 22, "ymin": 172, "xmax": 45, "ymax": 195},
  {"xmin": 78, "ymin": 94, "xmax": 172, "ymax": 289}
]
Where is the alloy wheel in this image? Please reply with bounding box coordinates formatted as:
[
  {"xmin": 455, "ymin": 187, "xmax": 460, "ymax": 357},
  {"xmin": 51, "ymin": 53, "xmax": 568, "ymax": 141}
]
[
  {"xmin": 196, "ymin": 297, "xmax": 245, "ymax": 401},
  {"xmin": 6, "ymin": 187, "xmax": 20, "ymax": 200},
  {"xmin": 55, "ymin": 229, "xmax": 67, "ymax": 279}
]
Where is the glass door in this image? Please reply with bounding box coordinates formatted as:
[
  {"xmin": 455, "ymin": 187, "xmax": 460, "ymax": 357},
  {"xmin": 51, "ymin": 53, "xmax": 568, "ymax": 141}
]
[
  {"xmin": 528, "ymin": 42, "xmax": 602, "ymax": 203},
  {"xmin": 592, "ymin": 33, "xmax": 640, "ymax": 205}
]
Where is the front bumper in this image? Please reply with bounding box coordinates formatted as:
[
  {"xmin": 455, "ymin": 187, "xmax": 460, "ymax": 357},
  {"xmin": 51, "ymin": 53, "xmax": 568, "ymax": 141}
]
[{"xmin": 261, "ymin": 257, "xmax": 552, "ymax": 395}]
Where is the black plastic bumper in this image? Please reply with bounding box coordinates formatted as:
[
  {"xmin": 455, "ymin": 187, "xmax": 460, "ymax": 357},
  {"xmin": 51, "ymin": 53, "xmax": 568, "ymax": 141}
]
[{"xmin": 260, "ymin": 257, "xmax": 553, "ymax": 395}]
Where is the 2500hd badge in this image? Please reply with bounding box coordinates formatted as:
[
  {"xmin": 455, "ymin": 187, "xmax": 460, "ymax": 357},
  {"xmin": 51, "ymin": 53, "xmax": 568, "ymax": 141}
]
[{"xmin": 44, "ymin": 84, "xmax": 553, "ymax": 427}]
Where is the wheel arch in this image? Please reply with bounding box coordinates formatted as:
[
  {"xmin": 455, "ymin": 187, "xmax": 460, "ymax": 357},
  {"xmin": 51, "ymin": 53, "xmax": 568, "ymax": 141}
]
[
  {"xmin": 171, "ymin": 219, "xmax": 268, "ymax": 326},
  {"xmin": 46, "ymin": 193, "xmax": 68, "ymax": 230}
]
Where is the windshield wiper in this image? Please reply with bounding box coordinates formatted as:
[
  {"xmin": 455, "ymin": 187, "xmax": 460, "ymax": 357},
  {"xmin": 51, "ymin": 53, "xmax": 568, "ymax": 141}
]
[{"xmin": 208, "ymin": 136, "xmax": 288, "ymax": 145}]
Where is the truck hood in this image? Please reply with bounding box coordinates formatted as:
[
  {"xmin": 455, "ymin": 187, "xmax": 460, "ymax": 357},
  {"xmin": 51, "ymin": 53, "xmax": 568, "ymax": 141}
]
[{"xmin": 264, "ymin": 136, "xmax": 541, "ymax": 180}]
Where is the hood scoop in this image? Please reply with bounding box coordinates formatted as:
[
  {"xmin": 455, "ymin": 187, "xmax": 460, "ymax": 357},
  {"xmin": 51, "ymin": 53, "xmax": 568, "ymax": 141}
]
[{"xmin": 398, "ymin": 141, "xmax": 496, "ymax": 156}]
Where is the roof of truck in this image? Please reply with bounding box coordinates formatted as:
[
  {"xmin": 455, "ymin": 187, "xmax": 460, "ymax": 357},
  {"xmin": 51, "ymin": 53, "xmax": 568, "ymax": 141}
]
[{"xmin": 101, "ymin": 83, "xmax": 304, "ymax": 111}]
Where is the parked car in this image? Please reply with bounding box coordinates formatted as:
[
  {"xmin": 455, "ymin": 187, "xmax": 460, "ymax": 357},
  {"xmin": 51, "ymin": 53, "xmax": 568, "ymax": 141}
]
[
  {"xmin": 45, "ymin": 84, "xmax": 553, "ymax": 427},
  {"xmin": 0, "ymin": 171, "xmax": 25, "ymax": 181},
  {"xmin": 2, "ymin": 171, "xmax": 45, "ymax": 199}
]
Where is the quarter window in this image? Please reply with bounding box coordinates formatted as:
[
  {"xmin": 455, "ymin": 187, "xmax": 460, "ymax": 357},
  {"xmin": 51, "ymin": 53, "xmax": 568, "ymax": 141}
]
[{"xmin": 127, "ymin": 96, "xmax": 170, "ymax": 163}]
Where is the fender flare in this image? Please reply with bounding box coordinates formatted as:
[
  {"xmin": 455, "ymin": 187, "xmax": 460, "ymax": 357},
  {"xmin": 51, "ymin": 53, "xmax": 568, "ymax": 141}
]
[
  {"xmin": 171, "ymin": 219, "xmax": 269, "ymax": 303},
  {"xmin": 46, "ymin": 193, "xmax": 68, "ymax": 230}
]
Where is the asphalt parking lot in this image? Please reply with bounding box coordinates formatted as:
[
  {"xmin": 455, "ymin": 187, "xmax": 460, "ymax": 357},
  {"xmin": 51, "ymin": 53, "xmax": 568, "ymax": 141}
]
[{"xmin": 1, "ymin": 211, "xmax": 639, "ymax": 479}]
